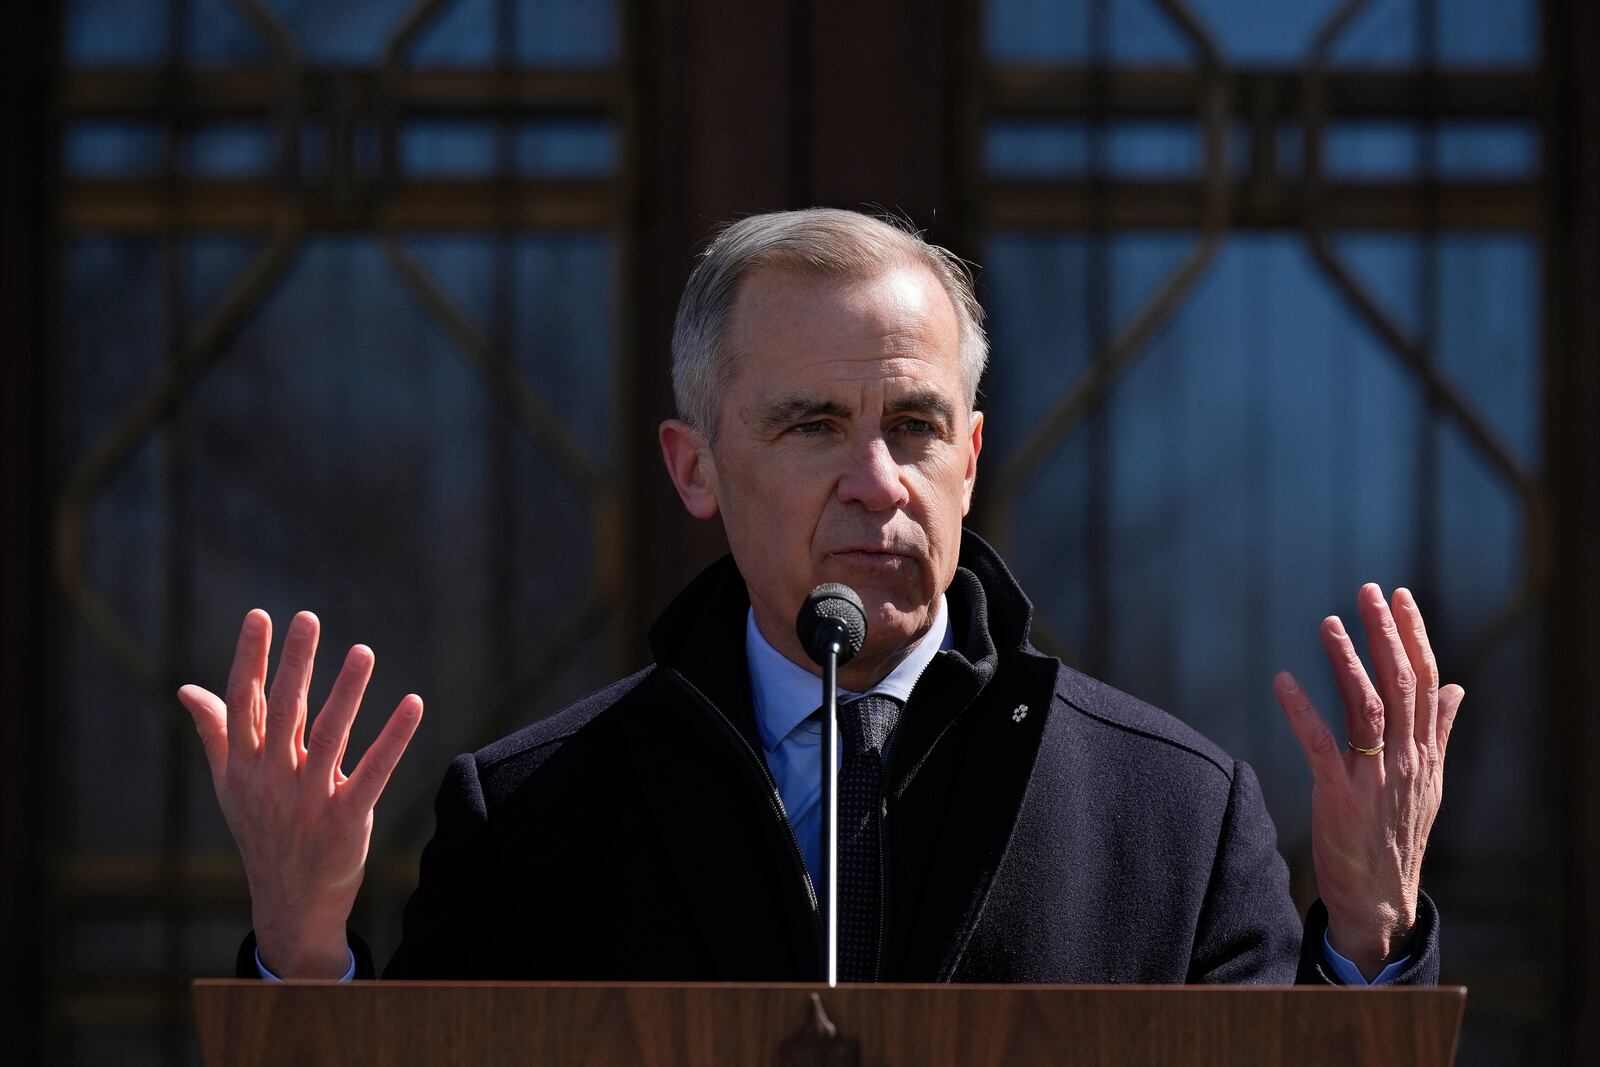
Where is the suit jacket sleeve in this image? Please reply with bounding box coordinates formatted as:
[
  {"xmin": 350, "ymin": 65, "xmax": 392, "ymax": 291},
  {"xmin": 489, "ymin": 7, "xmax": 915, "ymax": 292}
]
[
  {"xmin": 232, "ymin": 752, "xmax": 498, "ymax": 981},
  {"xmin": 1187, "ymin": 758, "xmax": 1440, "ymax": 985}
]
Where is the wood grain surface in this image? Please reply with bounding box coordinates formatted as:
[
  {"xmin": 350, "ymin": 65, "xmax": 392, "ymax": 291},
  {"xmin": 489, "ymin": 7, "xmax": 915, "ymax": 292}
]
[{"xmin": 193, "ymin": 981, "xmax": 1467, "ymax": 1066}]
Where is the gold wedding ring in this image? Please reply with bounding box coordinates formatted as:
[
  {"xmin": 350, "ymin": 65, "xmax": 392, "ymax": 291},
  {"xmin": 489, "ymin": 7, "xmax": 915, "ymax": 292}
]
[{"xmin": 1347, "ymin": 740, "xmax": 1385, "ymax": 756}]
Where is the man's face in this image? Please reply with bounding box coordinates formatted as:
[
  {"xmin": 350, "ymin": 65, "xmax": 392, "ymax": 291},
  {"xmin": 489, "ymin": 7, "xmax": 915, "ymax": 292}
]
[{"xmin": 690, "ymin": 262, "xmax": 983, "ymax": 682}]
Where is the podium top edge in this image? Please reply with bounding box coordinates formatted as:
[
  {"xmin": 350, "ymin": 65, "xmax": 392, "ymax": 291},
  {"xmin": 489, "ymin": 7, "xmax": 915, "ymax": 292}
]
[{"xmin": 192, "ymin": 979, "xmax": 1467, "ymax": 997}]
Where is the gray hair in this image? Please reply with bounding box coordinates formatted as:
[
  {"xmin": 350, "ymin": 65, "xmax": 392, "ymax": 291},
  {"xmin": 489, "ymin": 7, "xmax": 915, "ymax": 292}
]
[{"xmin": 670, "ymin": 207, "xmax": 988, "ymax": 439}]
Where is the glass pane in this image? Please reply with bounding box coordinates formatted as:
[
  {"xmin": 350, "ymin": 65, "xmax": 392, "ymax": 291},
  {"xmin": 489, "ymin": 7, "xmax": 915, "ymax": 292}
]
[
  {"xmin": 400, "ymin": 119, "xmax": 618, "ymax": 178},
  {"xmin": 1436, "ymin": 123, "xmax": 1540, "ymax": 180},
  {"xmin": 410, "ymin": 0, "xmax": 495, "ymax": 65},
  {"xmin": 986, "ymin": 0, "xmax": 1190, "ymax": 63},
  {"xmin": 60, "ymin": 237, "xmax": 172, "ymax": 853},
  {"xmin": 1330, "ymin": 0, "xmax": 1539, "ymax": 66},
  {"xmin": 64, "ymin": 122, "xmax": 165, "ymax": 178},
  {"xmin": 66, "ymin": 0, "xmax": 169, "ymax": 64},
  {"xmin": 986, "ymin": 121, "xmax": 1211, "ymax": 180},
  {"xmin": 1185, "ymin": 0, "xmax": 1345, "ymax": 63},
  {"xmin": 183, "ymin": 123, "xmax": 278, "ymax": 178},
  {"xmin": 987, "ymin": 0, "xmax": 1540, "ymax": 67},
  {"xmin": 187, "ymin": 0, "xmax": 273, "ymax": 63},
  {"xmin": 515, "ymin": 120, "xmax": 618, "ymax": 178}
]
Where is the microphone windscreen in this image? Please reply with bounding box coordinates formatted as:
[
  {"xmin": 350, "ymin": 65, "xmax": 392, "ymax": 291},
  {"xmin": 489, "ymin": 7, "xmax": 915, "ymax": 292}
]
[{"xmin": 796, "ymin": 583, "xmax": 868, "ymax": 666}]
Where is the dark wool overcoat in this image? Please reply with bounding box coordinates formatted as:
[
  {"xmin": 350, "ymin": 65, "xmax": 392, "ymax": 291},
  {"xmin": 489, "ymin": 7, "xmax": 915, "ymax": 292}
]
[{"xmin": 238, "ymin": 532, "xmax": 1439, "ymax": 984}]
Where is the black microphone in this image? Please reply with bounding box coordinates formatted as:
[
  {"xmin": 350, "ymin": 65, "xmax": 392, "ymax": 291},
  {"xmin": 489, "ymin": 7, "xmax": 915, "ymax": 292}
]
[
  {"xmin": 795, "ymin": 582, "xmax": 866, "ymax": 986},
  {"xmin": 796, "ymin": 583, "xmax": 867, "ymax": 668}
]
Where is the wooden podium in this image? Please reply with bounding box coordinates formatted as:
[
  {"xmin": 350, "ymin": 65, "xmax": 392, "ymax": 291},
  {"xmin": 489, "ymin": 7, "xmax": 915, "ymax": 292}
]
[{"xmin": 193, "ymin": 980, "xmax": 1466, "ymax": 1065}]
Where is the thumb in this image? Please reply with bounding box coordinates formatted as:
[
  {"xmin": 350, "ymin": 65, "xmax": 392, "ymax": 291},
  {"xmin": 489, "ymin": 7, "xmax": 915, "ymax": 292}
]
[
  {"xmin": 1437, "ymin": 684, "xmax": 1465, "ymax": 755},
  {"xmin": 178, "ymin": 684, "xmax": 228, "ymax": 782}
]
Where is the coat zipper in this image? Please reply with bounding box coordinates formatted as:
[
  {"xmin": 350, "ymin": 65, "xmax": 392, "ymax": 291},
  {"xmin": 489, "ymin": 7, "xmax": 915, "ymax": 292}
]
[
  {"xmin": 875, "ymin": 792, "xmax": 888, "ymax": 981},
  {"xmin": 664, "ymin": 670, "xmax": 824, "ymax": 961}
]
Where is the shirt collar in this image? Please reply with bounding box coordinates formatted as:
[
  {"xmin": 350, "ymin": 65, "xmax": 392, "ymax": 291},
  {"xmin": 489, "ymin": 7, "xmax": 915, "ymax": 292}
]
[{"xmin": 745, "ymin": 595, "xmax": 953, "ymax": 753}]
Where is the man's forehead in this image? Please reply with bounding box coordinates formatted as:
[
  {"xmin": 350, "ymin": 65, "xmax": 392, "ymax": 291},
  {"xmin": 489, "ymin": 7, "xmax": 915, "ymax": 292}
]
[{"xmin": 754, "ymin": 371, "xmax": 958, "ymax": 406}]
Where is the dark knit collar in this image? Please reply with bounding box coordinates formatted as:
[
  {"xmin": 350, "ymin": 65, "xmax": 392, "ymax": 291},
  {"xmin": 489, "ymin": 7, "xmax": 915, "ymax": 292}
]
[{"xmin": 647, "ymin": 527, "xmax": 1037, "ymax": 696}]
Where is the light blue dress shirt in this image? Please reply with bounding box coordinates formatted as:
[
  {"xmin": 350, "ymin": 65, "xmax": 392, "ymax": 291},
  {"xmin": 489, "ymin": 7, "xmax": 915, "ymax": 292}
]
[
  {"xmin": 258, "ymin": 594, "xmax": 1405, "ymax": 985},
  {"xmin": 745, "ymin": 594, "xmax": 952, "ymax": 892}
]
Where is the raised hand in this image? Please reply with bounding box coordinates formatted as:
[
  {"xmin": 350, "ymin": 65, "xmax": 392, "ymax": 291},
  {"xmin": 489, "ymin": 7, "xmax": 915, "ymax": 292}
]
[
  {"xmin": 1273, "ymin": 584, "xmax": 1465, "ymax": 980},
  {"xmin": 178, "ymin": 609, "xmax": 423, "ymax": 978}
]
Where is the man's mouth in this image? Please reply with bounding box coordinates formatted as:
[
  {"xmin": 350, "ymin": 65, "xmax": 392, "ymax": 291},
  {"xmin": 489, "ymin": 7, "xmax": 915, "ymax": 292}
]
[{"xmin": 826, "ymin": 548, "xmax": 915, "ymax": 568}]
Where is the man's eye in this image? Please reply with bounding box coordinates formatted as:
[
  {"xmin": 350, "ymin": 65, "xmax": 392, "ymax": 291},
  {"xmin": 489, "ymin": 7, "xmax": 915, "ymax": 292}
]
[
  {"xmin": 898, "ymin": 418, "xmax": 938, "ymax": 436},
  {"xmin": 792, "ymin": 420, "xmax": 830, "ymax": 435}
]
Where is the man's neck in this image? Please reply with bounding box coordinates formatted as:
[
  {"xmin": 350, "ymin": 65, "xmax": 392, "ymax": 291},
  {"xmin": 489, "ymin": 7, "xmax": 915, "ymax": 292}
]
[{"xmin": 750, "ymin": 599, "xmax": 948, "ymax": 693}]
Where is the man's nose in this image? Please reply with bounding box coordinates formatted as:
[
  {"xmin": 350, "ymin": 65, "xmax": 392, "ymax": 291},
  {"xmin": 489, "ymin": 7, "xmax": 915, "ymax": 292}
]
[{"xmin": 836, "ymin": 435, "xmax": 910, "ymax": 511}]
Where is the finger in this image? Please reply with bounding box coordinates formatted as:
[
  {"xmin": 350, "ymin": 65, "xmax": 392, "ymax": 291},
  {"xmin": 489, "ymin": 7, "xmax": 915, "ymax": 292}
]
[
  {"xmin": 265, "ymin": 611, "xmax": 320, "ymax": 769},
  {"xmin": 1392, "ymin": 587, "xmax": 1440, "ymax": 749},
  {"xmin": 1274, "ymin": 671, "xmax": 1344, "ymax": 783},
  {"xmin": 1357, "ymin": 583, "xmax": 1417, "ymax": 758},
  {"xmin": 223, "ymin": 610, "xmax": 271, "ymax": 767},
  {"xmin": 303, "ymin": 645, "xmax": 375, "ymax": 796},
  {"xmin": 1319, "ymin": 615, "xmax": 1385, "ymax": 755},
  {"xmin": 178, "ymin": 684, "xmax": 228, "ymax": 783},
  {"xmin": 1438, "ymin": 684, "xmax": 1465, "ymax": 755},
  {"xmin": 343, "ymin": 695, "xmax": 424, "ymax": 814}
]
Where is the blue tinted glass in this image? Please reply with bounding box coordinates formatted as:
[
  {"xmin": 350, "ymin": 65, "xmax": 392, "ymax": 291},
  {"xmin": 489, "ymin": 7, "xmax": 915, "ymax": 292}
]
[
  {"xmin": 1329, "ymin": 0, "xmax": 1417, "ymax": 63},
  {"xmin": 515, "ymin": 120, "xmax": 617, "ymax": 178},
  {"xmin": 1185, "ymin": 0, "xmax": 1341, "ymax": 62},
  {"xmin": 401, "ymin": 121, "xmax": 498, "ymax": 177},
  {"xmin": 183, "ymin": 124, "xmax": 277, "ymax": 177},
  {"xmin": 986, "ymin": 0, "xmax": 1091, "ymax": 61},
  {"xmin": 511, "ymin": 236, "xmax": 616, "ymax": 460},
  {"xmin": 1107, "ymin": 0, "xmax": 1192, "ymax": 61},
  {"xmin": 64, "ymin": 122, "xmax": 166, "ymax": 177},
  {"xmin": 257, "ymin": 0, "xmax": 405, "ymax": 65},
  {"xmin": 986, "ymin": 122, "xmax": 1092, "ymax": 177},
  {"xmin": 66, "ymin": 0, "xmax": 169, "ymax": 64},
  {"xmin": 165, "ymin": 236, "xmax": 616, "ymax": 828},
  {"xmin": 1436, "ymin": 235, "xmax": 1541, "ymax": 471},
  {"xmin": 61, "ymin": 237, "xmax": 171, "ymax": 852},
  {"xmin": 401, "ymin": 120, "xmax": 618, "ymax": 178},
  {"xmin": 1437, "ymin": 123, "xmax": 1540, "ymax": 179},
  {"xmin": 186, "ymin": 0, "xmax": 274, "ymax": 62},
  {"xmin": 517, "ymin": 0, "xmax": 617, "ymax": 65},
  {"xmin": 1107, "ymin": 123, "xmax": 1199, "ymax": 176},
  {"xmin": 1439, "ymin": 0, "xmax": 1538, "ymax": 64},
  {"xmin": 987, "ymin": 0, "xmax": 1538, "ymax": 67},
  {"xmin": 986, "ymin": 121, "xmax": 1204, "ymax": 178},
  {"xmin": 410, "ymin": 0, "xmax": 494, "ymax": 65},
  {"xmin": 1331, "ymin": 0, "xmax": 1538, "ymax": 66},
  {"xmin": 1289, "ymin": 122, "xmax": 1541, "ymax": 181},
  {"xmin": 1325, "ymin": 123, "xmax": 1420, "ymax": 180},
  {"xmin": 987, "ymin": 0, "xmax": 1189, "ymax": 62},
  {"xmin": 1328, "ymin": 233, "xmax": 1423, "ymax": 338}
]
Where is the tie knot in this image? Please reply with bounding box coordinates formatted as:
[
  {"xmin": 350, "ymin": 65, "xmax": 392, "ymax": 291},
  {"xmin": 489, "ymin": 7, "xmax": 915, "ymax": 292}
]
[{"xmin": 840, "ymin": 693, "xmax": 901, "ymax": 757}]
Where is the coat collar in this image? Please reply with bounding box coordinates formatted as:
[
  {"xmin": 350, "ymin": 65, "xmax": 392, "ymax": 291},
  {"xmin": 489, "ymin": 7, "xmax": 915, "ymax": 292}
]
[{"xmin": 646, "ymin": 528, "xmax": 1039, "ymax": 685}]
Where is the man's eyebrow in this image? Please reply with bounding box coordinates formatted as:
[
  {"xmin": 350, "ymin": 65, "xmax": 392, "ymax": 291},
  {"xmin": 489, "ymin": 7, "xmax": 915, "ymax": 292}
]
[
  {"xmin": 885, "ymin": 389, "xmax": 957, "ymax": 426},
  {"xmin": 756, "ymin": 396, "xmax": 853, "ymax": 431}
]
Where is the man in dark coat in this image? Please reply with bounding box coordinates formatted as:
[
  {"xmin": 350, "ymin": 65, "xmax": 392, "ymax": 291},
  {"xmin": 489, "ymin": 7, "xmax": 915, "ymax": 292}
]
[{"xmin": 184, "ymin": 208, "xmax": 1463, "ymax": 987}]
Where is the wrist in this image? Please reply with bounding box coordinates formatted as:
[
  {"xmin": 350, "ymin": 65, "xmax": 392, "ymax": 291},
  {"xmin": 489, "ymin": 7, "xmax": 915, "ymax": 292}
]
[
  {"xmin": 254, "ymin": 917, "xmax": 352, "ymax": 980},
  {"xmin": 1326, "ymin": 908, "xmax": 1414, "ymax": 979}
]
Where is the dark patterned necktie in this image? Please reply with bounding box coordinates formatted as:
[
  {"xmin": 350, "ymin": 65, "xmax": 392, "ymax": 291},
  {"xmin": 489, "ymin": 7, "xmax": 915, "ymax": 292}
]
[{"xmin": 837, "ymin": 693, "xmax": 901, "ymax": 981}]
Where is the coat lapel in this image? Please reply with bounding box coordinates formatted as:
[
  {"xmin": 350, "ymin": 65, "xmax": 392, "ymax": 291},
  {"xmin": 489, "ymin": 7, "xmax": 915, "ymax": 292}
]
[{"xmin": 886, "ymin": 648, "xmax": 1057, "ymax": 979}]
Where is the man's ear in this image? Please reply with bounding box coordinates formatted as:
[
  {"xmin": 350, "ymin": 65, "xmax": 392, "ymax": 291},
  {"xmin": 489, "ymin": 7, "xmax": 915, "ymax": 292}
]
[
  {"xmin": 659, "ymin": 419, "xmax": 721, "ymax": 520},
  {"xmin": 960, "ymin": 409, "xmax": 984, "ymax": 515}
]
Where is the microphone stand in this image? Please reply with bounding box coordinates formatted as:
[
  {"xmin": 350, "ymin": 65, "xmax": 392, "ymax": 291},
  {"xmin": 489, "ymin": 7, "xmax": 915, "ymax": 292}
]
[{"xmin": 820, "ymin": 636, "xmax": 841, "ymax": 988}]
